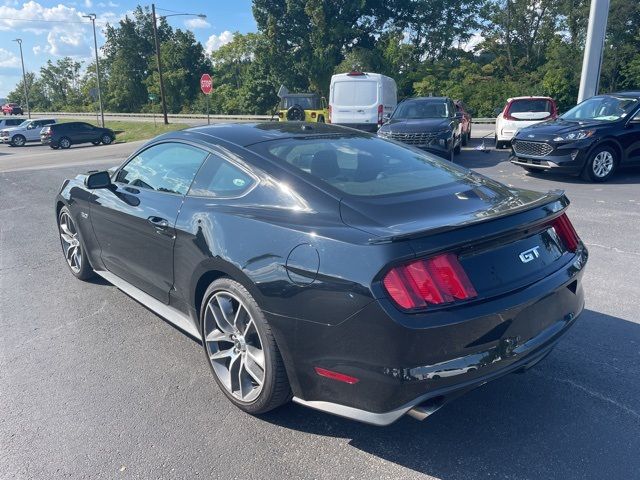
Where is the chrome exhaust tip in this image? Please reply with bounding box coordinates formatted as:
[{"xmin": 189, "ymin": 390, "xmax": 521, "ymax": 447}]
[{"xmin": 406, "ymin": 396, "xmax": 446, "ymax": 421}]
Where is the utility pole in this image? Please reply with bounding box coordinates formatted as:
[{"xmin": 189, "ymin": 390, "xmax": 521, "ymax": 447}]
[
  {"xmin": 12, "ymin": 39, "xmax": 30, "ymax": 119},
  {"xmin": 578, "ymin": 0, "xmax": 610, "ymax": 103},
  {"xmin": 151, "ymin": 3, "xmax": 169, "ymax": 125},
  {"xmin": 150, "ymin": 6, "xmax": 206, "ymax": 125},
  {"xmin": 83, "ymin": 13, "xmax": 105, "ymax": 127}
]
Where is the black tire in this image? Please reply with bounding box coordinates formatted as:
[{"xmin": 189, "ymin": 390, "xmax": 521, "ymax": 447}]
[
  {"xmin": 11, "ymin": 134, "xmax": 26, "ymax": 147},
  {"xmin": 286, "ymin": 105, "xmax": 305, "ymax": 121},
  {"xmin": 200, "ymin": 278, "xmax": 291, "ymax": 414},
  {"xmin": 101, "ymin": 134, "xmax": 113, "ymax": 145},
  {"xmin": 91, "ymin": 140, "xmax": 101, "ymax": 146},
  {"xmin": 495, "ymin": 136, "xmax": 506, "ymax": 150},
  {"xmin": 57, "ymin": 206, "xmax": 94, "ymax": 281},
  {"xmin": 59, "ymin": 137, "xmax": 72, "ymax": 149},
  {"xmin": 581, "ymin": 145, "xmax": 618, "ymax": 182},
  {"xmin": 50, "ymin": 145, "xmax": 59, "ymax": 150}
]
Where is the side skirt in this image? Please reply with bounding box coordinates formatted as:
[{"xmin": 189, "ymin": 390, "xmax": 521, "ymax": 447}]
[{"xmin": 95, "ymin": 269, "xmax": 202, "ymax": 341}]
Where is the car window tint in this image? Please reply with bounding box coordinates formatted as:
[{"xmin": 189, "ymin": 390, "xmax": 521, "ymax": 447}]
[
  {"xmin": 189, "ymin": 154, "xmax": 255, "ymax": 197},
  {"xmin": 509, "ymin": 99, "xmax": 552, "ymax": 113},
  {"xmin": 252, "ymin": 135, "xmax": 468, "ymax": 197},
  {"xmin": 116, "ymin": 142, "xmax": 208, "ymax": 195}
]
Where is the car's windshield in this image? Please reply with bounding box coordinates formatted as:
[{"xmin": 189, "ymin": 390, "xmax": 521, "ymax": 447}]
[
  {"xmin": 17, "ymin": 120, "xmax": 30, "ymax": 127},
  {"xmin": 561, "ymin": 95, "xmax": 638, "ymax": 122},
  {"xmin": 250, "ymin": 135, "xmax": 468, "ymax": 197},
  {"xmin": 393, "ymin": 100, "xmax": 450, "ymax": 119},
  {"xmin": 281, "ymin": 96, "xmax": 320, "ymax": 110}
]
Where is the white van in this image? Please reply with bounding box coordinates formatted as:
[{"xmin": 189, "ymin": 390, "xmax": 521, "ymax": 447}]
[{"xmin": 329, "ymin": 72, "xmax": 397, "ymax": 132}]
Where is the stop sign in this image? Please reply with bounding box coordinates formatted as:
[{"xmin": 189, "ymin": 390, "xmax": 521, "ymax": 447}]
[{"xmin": 200, "ymin": 74, "xmax": 213, "ymax": 95}]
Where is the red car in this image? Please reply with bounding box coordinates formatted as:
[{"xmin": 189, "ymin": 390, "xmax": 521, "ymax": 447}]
[
  {"xmin": 2, "ymin": 103, "xmax": 23, "ymax": 115},
  {"xmin": 454, "ymin": 100, "xmax": 472, "ymax": 146}
]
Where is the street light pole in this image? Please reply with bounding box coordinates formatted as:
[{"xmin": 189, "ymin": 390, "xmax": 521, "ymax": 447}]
[
  {"xmin": 151, "ymin": 3, "xmax": 169, "ymax": 125},
  {"xmin": 151, "ymin": 4, "xmax": 206, "ymax": 125},
  {"xmin": 12, "ymin": 39, "xmax": 30, "ymax": 119},
  {"xmin": 83, "ymin": 13, "xmax": 105, "ymax": 128}
]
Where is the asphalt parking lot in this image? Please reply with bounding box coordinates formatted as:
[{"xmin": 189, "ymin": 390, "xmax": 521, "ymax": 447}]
[{"xmin": 1, "ymin": 129, "xmax": 639, "ymax": 479}]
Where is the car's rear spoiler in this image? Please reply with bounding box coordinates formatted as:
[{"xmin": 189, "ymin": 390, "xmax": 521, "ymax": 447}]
[{"xmin": 368, "ymin": 190, "xmax": 568, "ymax": 244}]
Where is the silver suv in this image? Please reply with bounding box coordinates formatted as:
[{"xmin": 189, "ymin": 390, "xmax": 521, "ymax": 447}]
[{"xmin": 0, "ymin": 118, "xmax": 57, "ymax": 146}]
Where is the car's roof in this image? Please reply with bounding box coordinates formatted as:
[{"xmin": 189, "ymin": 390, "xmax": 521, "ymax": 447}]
[
  {"xmin": 183, "ymin": 122, "xmax": 365, "ymax": 147},
  {"xmin": 507, "ymin": 96, "xmax": 553, "ymax": 101},
  {"xmin": 607, "ymin": 91, "xmax": 640, "ymax": 98},
  {"xmin": 403, "ymin": 96, "xmax": 450, "ymax": 102}
]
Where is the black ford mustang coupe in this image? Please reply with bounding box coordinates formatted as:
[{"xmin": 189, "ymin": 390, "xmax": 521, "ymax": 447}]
[{"xmin": 56, "ymin": 123, "xmax": 587, "ymax": 425}]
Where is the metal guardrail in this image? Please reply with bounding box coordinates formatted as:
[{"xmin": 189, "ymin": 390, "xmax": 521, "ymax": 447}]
[{"xmin": 31, "ymin": 112, "xmax": 498, "ymax": 124}]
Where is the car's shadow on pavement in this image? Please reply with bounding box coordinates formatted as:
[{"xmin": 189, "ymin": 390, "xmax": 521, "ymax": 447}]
[{"xmin": 261, "ymin": 309, "xmax": 640, "ymax": 479}]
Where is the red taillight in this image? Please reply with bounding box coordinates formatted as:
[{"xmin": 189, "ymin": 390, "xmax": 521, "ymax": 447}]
[
  {"xmin": 383, "ymin": 253, "xmax": 477, "ymax": 310},
  {"xmin": 377, "ymin": 104, "xmax": 383, "ymax": 127},
  {"xmin": 314, "ymin": 367, "xmax": 359, "ymax": 384},
  {"xmin": 552, "ymin": 213, "xmax": 580, "ymax": 252}
]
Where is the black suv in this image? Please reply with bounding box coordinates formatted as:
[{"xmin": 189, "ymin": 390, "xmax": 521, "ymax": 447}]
[
  {"xmin": 41, "ymin": 122, "xmax": 115, "ymax": 149},
  {"xmin": 377, "ymin": 97, "xmax": 462, "ymax": 162},
  {"xmin": 511, "ymin": 92, "xmax": 640, "ymax": 182}
]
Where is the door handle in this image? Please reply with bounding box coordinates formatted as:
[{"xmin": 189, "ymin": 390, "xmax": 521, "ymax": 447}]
[{"xmin": 147, "ymin": 216, "xmax": 169, "ymax": 228}]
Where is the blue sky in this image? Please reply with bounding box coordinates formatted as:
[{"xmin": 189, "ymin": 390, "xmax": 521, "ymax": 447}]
[{"xmin": 0, "ymin": 0, "xmax": 257, "ymax": 97}]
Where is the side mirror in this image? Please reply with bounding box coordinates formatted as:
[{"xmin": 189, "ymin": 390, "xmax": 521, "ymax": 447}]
[{"xmin": 85, "ymin": 171, "xmax": 112, "ymax": 189}]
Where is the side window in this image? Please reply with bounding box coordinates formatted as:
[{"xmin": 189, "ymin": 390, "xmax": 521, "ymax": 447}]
[
  {"xmin": 116, "ymin": 142, "xmax": 208, "ymax": 195},
  {"xmin": 189, "ymin": 154, "xmax": 255, "ymax": 198}
]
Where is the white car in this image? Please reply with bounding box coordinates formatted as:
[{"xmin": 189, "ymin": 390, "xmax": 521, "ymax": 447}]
[
  {"xmin": 0, "ymin": 118, "xmax": 56, "ymax": 146},
  {"xmin": 329, "ymin": 71, "xmax": 397, "ymax": 132},
  {"xmin": 494, "ymin": 96, "xmax": 558, "ymax": 149}
]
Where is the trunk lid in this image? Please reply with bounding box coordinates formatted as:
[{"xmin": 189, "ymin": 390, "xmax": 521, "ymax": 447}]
[{"xmin": 340, "ymin": 175, "xmax": 574, "ymax": 299}]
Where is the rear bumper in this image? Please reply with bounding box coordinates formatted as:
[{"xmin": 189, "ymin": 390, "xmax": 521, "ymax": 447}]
[{"xmin": 268, "ymin": 247, "xmax": 587, "ymax": 425}]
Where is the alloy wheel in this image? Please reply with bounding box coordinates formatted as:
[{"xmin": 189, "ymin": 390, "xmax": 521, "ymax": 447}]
[
  {"xmin": 592, "ymin": 150, "xmax": 614, "ymax": 178},
  {"xmin": 203, "ymin": 291, "xmax": 266, "ymax": 403},
  {"xmin": 59, "ymin": 211, "xmax": 82, "ymax": 273},
  {"xmin": 60, "ymin": 137, "xmax": 71, "ymax": 149},
  {"xmin": 102, "ymin": 135, "xmax": 112, "ymax": 145},
  {"xmin": 13, "ymin": 135, "xmax": 25, "ymax": 146}
]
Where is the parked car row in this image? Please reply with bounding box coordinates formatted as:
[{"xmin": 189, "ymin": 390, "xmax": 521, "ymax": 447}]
[{"xmin": 0, "ymin": 118, "xmax": 115, "ymax": 148}]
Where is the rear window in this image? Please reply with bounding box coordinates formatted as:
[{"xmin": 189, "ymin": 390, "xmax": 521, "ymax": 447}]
[
  {"xmin": 508, "ymin": 99, "xmax": 553, "ymax": 114},
  {"xmin": 250, "ymin": 135, "xmax": 468, "ymax": 197},
  {"xmin": 332, "ymin": 81, "xmax": 378, "ymax": 107},
  {"xmin": 281, "ymin": 97, "xmax": 319, "ymax": 109}
]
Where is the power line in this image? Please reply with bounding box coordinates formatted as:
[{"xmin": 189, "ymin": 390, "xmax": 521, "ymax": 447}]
[{"xmin": 0, "ymin": 17, "xmax": 90, "ymax": 24}]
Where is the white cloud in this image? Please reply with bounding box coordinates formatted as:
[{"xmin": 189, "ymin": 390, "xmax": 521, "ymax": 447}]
[
  {"xmin": 0, "ymin": 1, "xmax": 93, "ymax": 59},
  {"xmin": 0, "ymin": 48, "xmax": 19, "ymax": 68},
  {"xmin": 184, "ymin": 17, "xmax": 210, "ymax": 30},
  {"xmin": 461, "ymin": 33, "xmax": 484, "ymax": 52},
  {"xmin": 47, "ymin": 29, "xmax": 91, "ymax": 56},
  {"xmin": 205, "ymin": 31, "xmax": 234, "ymax": 53},
  {"xmin": 84, "ymin": 0, "xmax": 93, "ymax": 7}
]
